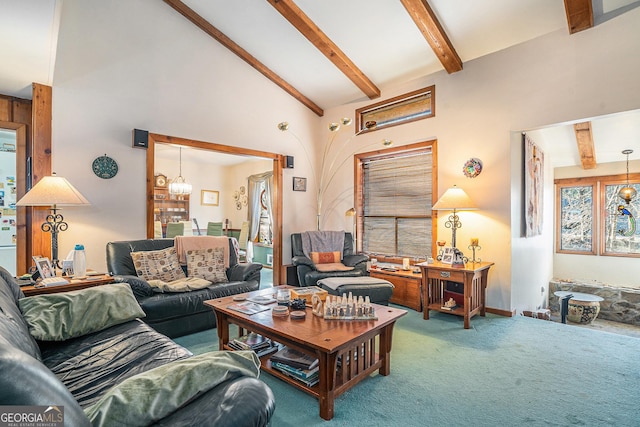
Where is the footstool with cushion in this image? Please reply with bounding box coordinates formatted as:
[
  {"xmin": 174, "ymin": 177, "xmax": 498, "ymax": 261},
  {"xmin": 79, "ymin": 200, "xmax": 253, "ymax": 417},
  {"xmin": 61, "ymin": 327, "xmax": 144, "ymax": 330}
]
[{"xmin": 317, "ymin": 277, "xmax": 394, "ymax": 306}]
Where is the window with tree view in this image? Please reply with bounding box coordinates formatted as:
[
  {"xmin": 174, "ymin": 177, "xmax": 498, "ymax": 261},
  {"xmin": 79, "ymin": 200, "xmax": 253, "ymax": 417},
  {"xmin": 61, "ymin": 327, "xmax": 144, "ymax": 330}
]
[
  {"xmin": 555, "ymin": 176, "xmax": 640, "ymax": 257},
  {"xmin": 357, "ymin": 142, "xmax": 435, "ymax": 259}
]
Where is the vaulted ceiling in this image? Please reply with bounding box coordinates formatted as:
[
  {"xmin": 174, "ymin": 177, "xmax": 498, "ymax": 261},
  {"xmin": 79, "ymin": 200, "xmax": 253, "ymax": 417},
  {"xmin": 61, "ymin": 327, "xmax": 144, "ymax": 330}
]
[{"xmin": 1, "ymin": 0, "xmax": 639, "ymax": 167}]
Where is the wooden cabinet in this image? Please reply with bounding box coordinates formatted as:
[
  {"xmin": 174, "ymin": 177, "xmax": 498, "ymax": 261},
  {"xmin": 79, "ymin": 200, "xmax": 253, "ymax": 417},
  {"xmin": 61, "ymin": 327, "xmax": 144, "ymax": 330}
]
[
  {"xmin": 153, "ymin": 187, "xmax": 190, "ymax": 225},
  {"xmin": 369, "ymin": 267, "xmax": 422, "ymax": 311},
  {"xmin": 419, "ymin": 261, "xmax": 493, "ymax": 329}
]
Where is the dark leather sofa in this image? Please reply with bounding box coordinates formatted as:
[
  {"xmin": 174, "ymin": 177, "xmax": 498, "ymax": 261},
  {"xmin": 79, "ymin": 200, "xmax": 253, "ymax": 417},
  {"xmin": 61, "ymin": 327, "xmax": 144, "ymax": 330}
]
[
  {"xmin": 291, "ymin": 232, "xmax": 369, "ymax": 287},
  {"xmin": 106, "ymin": 238, "xmax": 262, "ymax": 338},
  {"xmin": 0, "ymin": 267, "xmax": 275, "ymax": 426}
]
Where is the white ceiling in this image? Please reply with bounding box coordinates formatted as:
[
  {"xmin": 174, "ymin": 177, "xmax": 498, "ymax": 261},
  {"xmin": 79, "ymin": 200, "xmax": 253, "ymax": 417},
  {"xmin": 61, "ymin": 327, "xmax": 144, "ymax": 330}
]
[{"xmin": 1, "ymin": 0, "xmax": 639, "ymax": 167}]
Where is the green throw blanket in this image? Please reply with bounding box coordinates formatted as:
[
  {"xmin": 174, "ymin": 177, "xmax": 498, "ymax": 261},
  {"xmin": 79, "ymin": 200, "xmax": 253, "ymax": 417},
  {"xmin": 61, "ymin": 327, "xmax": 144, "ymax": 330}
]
[{"xmin": 85, "ymin": 350, "xmax": 261, "ymax": 426}]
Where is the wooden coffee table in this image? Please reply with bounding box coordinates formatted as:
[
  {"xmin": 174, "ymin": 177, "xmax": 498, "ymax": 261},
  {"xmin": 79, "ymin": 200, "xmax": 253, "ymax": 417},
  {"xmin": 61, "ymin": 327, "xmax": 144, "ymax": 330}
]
[{"xmin": 205, "ymin": 286, "xmax": 407, "ymax": 420}]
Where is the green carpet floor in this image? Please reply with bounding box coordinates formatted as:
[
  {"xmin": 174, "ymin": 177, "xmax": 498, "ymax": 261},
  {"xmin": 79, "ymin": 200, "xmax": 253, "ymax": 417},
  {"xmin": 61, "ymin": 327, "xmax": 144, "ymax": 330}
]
[{"xmin": 175, "ymin": 308, "xmax": 640, "ymax": 426}]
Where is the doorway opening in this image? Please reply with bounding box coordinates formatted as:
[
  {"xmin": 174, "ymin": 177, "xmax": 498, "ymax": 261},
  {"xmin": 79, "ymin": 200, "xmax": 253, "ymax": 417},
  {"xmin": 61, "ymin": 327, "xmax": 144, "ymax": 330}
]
[{"xmin": 145, "ymin": 132, "xmax": 285, "ymax": 285}]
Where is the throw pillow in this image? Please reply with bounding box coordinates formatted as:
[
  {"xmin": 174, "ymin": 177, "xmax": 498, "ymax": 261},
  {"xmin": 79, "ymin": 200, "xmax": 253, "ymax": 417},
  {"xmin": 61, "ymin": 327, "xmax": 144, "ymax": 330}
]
[
  {"xmin": 315, "ymin": 262, "xmax": 354, "ymax": 273},
  {"xmin": 186, "ymin": 248, "xmax": 229, "ymax": 283},
  {"xmin": 148, "ymin": 277, "xmax": 212, "ymax": 293},
  {"xmin": 131, "ymin": 247, "xmax": 186, "ymax": 282},
  {"xmin": 19, "ymin": 283, "xmax": 146, "ymax": 341},
  {"xmin": 310, "ymin": 251, "xmax": 341, "ymax": 265},
  {"xmin": 84, "ymin": 351, "xmax": 260, "ymax": 427},
  {"xmin": 113, "ymin": 276, "xmax": 155, "ymax": 298}
]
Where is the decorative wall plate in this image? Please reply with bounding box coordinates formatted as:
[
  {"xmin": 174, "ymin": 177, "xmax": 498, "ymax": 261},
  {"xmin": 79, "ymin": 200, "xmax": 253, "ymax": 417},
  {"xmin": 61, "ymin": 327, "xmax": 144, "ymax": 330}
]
[
  {"xmin": 463, "ymin": 158, "xmax": 483, "ymax": 178},
  {"xmin": 92, "ymin": 154, "xmax": 118, "ymax": 179}
]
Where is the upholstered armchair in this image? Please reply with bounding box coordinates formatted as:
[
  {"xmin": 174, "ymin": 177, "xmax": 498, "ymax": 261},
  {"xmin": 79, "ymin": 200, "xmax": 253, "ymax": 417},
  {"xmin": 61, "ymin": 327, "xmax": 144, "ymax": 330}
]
[{"xmin": 291, "ymin": 232, "xmax": 368, "ymax": 287}]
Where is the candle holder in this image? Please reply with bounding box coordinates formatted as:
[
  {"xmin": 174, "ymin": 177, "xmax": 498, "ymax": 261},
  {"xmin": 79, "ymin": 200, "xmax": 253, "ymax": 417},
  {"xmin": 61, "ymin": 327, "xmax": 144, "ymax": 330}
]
[
  {"xmin": 436, "ymin": 240, "xmax": 446, "ymax": 261},
  {"xmin": 467, "ymin": 243, "xmax": 482, "ymax": 263}
]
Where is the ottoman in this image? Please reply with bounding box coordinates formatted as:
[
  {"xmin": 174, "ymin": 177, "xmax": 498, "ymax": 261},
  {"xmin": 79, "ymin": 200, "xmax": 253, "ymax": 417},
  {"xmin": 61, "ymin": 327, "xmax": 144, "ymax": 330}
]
[{"xmin": 317, "ymin": 277, "xmax": 394, "ymax": 306}]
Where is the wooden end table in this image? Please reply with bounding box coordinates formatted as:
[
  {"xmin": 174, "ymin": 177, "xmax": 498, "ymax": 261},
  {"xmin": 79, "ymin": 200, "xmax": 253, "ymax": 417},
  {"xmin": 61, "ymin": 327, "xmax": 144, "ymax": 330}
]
[
  {"xmin": 419, "ymin": 261, "xmax": 493, "ymax": 329},
  {"xmin": 20, "ymin": 274, "xmax": 115, "ymax": 297},
  {"xmin": 205, "ymin": 286, "xmax": 407, "ymax": 420}
]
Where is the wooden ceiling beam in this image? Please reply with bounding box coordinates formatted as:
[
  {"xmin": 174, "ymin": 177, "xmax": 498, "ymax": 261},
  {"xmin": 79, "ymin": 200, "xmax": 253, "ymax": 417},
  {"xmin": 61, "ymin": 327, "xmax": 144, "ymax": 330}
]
[
  {"xmin": 400, "ymin": 0, "xmax": 462, "ymax": 74},
  {"xmin": 574, "ymin": 121, "xmax": 597, "ymax": 169},
  {"xmin": 163, "ymin": 0, "xmax": 324, "ymax": 116},
  {"xmin": 266, "ymin": 0, "xmax": 380, "ymax": 100},
  {"xmin": 564, "ymin": 0, "xmax": 594, "ymax": 34}
]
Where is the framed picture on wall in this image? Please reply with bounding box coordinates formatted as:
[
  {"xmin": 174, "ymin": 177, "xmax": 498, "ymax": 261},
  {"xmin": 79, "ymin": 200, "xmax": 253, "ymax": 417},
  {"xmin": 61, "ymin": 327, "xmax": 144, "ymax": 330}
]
[
  {"xmin": 293, "ymin": 177, "xmax": 307, "ymax": 192},
  {"xmin": 201, "ymin": 190, "xmax": 219, "ymax": 206}
]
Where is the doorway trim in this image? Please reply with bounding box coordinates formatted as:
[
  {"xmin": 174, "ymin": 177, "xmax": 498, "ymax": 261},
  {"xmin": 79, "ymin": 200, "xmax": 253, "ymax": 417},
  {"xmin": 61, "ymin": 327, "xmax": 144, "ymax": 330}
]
[{"xmin": 146, "ymin": 132, "xmax": 285, "ymax": 285}]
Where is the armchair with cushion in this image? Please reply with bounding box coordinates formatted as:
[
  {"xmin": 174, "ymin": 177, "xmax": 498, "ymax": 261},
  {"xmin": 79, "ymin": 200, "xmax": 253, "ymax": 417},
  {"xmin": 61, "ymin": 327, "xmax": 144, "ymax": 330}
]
[{"xmin": 291, "ymin": 231, "xmax": 369, "ymax": 287}]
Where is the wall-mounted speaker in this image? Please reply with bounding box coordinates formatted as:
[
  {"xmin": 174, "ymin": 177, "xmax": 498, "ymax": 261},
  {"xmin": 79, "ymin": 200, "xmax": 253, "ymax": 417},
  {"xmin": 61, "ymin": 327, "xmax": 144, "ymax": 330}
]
[
  {"xmin": 132, "ymin": 128, "xmax": 149, "ymax": 149},
  {"xmin": 285, "ymin": 155, "xmax": 294, "ymax": 168}
]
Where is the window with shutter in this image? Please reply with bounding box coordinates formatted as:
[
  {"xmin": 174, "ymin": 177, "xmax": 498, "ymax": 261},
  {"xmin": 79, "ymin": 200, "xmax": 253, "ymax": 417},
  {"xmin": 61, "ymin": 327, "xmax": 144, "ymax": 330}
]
[{"xmin": 356, "ymin": 141, "xmax": 436, "ymax": 259}]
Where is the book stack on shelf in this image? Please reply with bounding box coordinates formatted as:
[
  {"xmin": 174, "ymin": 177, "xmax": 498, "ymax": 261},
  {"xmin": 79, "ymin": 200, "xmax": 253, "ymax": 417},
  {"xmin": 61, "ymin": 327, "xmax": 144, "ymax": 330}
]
[
  {"xmin": 270, "ymin": 347, "xmax": 319, "ymax": 387},
  {"xmin": 228, "ymin": 332, "xmax": 280, "ymax": 358}
]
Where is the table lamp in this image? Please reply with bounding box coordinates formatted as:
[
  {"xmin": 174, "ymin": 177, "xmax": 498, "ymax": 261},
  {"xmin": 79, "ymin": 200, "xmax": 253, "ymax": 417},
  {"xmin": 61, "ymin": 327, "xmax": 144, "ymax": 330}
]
[
  {"xmin": 16, "ymin": 173, "xmax": 90, "ymax": 272},
  {"xmin": 432, "ymin": 185, "xmax": 477, "ymax": 249}
]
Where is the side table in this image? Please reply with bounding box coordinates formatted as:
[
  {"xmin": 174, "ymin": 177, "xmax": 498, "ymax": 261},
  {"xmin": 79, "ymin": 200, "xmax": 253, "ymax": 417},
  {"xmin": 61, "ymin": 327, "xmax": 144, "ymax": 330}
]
[
  {"xmin": 420, "ymin": 261, "xmax": 494, "ymax": 329},
  {"xmin": 20, "ymin": 274, "xmax": 115, "ymax": 297}
]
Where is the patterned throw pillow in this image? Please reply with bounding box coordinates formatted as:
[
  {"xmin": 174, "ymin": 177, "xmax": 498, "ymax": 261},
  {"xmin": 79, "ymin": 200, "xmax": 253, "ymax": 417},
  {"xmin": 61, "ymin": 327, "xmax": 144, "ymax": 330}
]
[
  {"xmin": 186, "ymin": 248, "xmax": 229, "ymax": 283},
  {"xmin": 131, "ymin": 247, "xmax": 186, "ymax": 282},
  {"xmin": 310, "ymin": 251, "xmax": 341, "ymax": 264}
]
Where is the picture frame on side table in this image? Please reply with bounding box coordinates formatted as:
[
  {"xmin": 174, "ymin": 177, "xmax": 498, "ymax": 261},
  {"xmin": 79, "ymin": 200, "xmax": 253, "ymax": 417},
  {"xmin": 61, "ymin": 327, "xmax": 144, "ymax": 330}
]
[
  {"xmin": 441, "ymin": 247, "xmax": 454, "ymax": 265},
  {"xmin": 293, "ymin": 177, "xmax": 307, "ymax": 192},
  {"xmin": 201, "ymin": 190, "xmax": 220, "ymax": 206},
  {"xmin": 33, "ymin": 256, "xmax": 54, "ymax": 278}
]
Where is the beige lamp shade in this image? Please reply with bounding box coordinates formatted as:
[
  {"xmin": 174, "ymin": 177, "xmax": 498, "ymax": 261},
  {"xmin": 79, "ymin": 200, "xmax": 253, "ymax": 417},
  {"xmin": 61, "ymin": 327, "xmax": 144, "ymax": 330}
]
[
  {"xmin": 432, "ymin": 185, "xmax": 477, "ymax": 211},
  {"xmin": 345, "ymin": 207, "xmax": 356, "ymax": 217},
  {"xmin": 16, "ymin": 174, "xmax": 90, "ymax": 207}
]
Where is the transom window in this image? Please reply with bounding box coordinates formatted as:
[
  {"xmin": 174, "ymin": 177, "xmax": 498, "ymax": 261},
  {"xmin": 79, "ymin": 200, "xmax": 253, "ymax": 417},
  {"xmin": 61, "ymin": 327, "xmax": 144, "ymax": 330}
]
[{"xmin": 355, "ymin": 141, "xmax": 436, "ymax": 260}]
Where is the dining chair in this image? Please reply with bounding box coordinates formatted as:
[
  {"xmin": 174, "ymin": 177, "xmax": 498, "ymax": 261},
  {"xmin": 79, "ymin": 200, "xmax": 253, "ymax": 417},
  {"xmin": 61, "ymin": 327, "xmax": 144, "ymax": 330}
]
[{"xmin": 166, "ymin": 222, "xmax": 185, "ymax": 239}]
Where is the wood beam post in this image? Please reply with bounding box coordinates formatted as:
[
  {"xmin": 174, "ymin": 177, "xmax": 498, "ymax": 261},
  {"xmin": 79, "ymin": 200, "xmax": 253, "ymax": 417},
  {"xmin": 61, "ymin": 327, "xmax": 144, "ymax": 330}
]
[
  {"xmin": 400, "ymin": 0, "xmax": 463, "ymax": 74},
  {"xmin": 266, "ymin": 0, "xmax": 380, "ymax": 99},
  {"xmin": 574, "ymin": 121, "xmax": 596, "ymax": 170},
  {"xmin": 163, "ymin": 0, "xmax": 324, "ymax": 116}
]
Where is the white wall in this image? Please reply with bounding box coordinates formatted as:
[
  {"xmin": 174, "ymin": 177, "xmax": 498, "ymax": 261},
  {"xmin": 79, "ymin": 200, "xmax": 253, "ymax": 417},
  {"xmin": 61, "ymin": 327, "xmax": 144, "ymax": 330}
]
[
  {"xmin": 51, "ymin": 0, "xmax": 320, "ymax": 271},
  {"xmin": 223, "ymin": 160, "xmax": 273, "ymax": 230},
  {"xmin": 320, "ymin": 9, "xmax": 640, "ymax": 313},
  {"xmin": 49, "ymin": 1, "xmax": 640, "ymax": 312}
]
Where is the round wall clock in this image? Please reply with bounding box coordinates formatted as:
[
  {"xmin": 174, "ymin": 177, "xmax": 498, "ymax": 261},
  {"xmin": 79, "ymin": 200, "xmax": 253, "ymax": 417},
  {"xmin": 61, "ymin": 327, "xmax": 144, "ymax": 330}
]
[
  {"xmin": 155, "ymin": 174, "xmax": 168, "ymax": 187},
  {"xmin": 92, "ymin": 154, "xmax": 118, "ymax": 179}
]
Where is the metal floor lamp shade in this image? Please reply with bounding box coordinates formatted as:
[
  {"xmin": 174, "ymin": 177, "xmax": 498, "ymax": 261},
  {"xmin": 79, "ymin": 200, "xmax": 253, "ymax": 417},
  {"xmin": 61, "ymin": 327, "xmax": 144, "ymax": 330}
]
[{"xmin": 16, "ymin": 173, "xmax": 90, "ymax": 271}]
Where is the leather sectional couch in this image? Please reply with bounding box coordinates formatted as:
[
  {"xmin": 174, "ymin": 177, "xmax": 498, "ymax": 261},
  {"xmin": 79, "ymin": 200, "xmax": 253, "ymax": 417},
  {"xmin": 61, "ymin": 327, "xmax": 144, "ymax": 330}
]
[
  {"xmin": 0, "ymin": 267, "xmax": 275, "ymax": 426},
  {"xmin": 106, "ymin": 238, "xmax": 262, "ymax": 338}
]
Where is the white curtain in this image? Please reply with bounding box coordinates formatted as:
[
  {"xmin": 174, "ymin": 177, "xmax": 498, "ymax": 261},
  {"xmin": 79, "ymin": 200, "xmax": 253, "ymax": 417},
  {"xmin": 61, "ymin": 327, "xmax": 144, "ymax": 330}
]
[{"xmin": 248, "ymin": 171, "xmax": 274, "ymax": 246}]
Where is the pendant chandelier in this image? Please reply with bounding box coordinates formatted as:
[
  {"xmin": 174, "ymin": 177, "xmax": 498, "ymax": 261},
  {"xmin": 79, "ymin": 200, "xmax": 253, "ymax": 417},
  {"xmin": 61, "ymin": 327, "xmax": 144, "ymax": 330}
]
[
  {"xmin": 618, "ymin": 149, "xmax": 636, "ymax": 205},
  {"xmin": 169, "ymin": 147, "xmax": 192, "ymax": 196}
]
